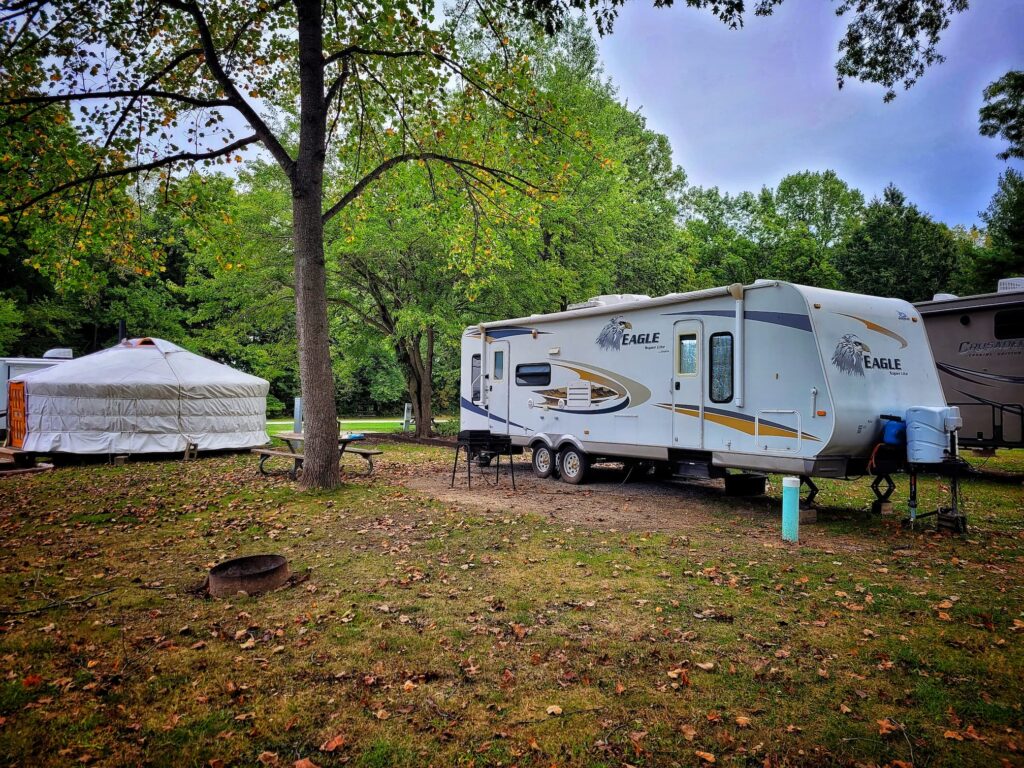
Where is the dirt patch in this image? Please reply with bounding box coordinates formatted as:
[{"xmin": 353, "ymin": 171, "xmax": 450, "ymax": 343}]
[
  {"xmin": 401, "ymin": 458, "xmax": 884, "ymax": 551},
  {"xmin": 408, "ymin": 460, "xmax": 735, "ymax": 527}
]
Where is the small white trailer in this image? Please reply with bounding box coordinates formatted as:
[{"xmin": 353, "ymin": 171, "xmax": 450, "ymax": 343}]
[
  {"xmin": 1, "ymin": 349, "xmax": 73, "ymax": 432},
  {"xmin": 460, "ymin": 281, "xmax": 962, "ymax": 513}
]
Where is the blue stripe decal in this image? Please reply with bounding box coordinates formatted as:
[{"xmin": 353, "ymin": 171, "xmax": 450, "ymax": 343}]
[
  {"xmin": 459, "ymin": 397, "xmax": 527, "ymax": 429},
  {"xmin": 662, "ymin": 310, "xmax": 812, "ymax": 332}
]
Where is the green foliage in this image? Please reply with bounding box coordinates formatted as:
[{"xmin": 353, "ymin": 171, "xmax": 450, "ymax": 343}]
[
  {"xmin": 970, "ymin": 169, "xmax": 1024, "ymax": 292},
  {"xmin": 0, "ymin": 297, "xmax": 22, "ymax": 355},
  {"xmin": 683, "ymin": 171, "xmax": 863, "ymax": 289},
  {"xmin": 835, "ymin": 185, "xmax": 965, "ymax": 301},
  {"xmin": 979, "ymin": 70, "xmax": 1024, "ymax": 161}
]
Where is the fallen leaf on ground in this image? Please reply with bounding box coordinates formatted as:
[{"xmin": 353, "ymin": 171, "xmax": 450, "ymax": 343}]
[
  {"xmin": 878, "ymin": 719, "xmax": 899, "ymax": 735},
  {"xmin": 546, "ymin": 705, "xmax": 562, "ymax": 716},
  {"xmin": 320, "ymin": 734, "xmax": 345, "ymax": 752},
  {"xmin": 695, "ymin": 662, "xmax": 715, "ymax": 671},
  {"xmin": 944, "ymin": 730, "xmax": 964, "ymax": 741},
  {"xmin": 695, "ymin": 751, "xmax": 716, "ymax": 764},
  {"xmin": 680, "ymin": 724, "xmax": 697, "ymax": 741},
  {"xmin": 294, "ymin": 760, "xmax": 320, "ymax": 768},
  {"xmin": 256, "ymin": 752, "xmax": 278, "ymax": 766},
  {"xmin": 735, "ymin": 716, "xmax": 751, "ymax": 728}
]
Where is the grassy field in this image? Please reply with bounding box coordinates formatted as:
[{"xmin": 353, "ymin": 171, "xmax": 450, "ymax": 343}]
[
  {"xmin": 0, "ymin": 445, "xmax": 1020, "ymax": 767},
  {"xmin": 266, "ymin": 418, "xmax": 452, "ymax": 436}
]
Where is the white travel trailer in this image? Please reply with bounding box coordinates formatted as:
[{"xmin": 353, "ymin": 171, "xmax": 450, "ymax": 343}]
[{"xmin": 460, "ymin": 281, "xmax": 961, "ymax": 505}]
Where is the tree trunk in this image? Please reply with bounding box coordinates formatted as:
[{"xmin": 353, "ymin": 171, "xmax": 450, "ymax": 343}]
[
  {"xmin": 397, "ymin": 335, "xmax": 434, "ymax": 439},
  {"xmin": 292, "ymin": 0, "xmax": 340, "ymax": 489}
]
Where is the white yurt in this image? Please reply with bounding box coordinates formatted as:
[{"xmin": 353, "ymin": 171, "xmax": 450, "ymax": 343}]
[{"xmin": 7, "ymin": 338, "xmax": 270, "ymax": 454}]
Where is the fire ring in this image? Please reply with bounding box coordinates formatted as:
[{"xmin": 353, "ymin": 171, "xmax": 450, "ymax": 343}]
[{"xmin": 208, "ymin": 554, "xmax": 290, "ymax": 597}]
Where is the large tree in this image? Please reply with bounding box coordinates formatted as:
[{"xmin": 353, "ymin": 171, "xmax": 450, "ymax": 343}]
[
  {"xmin": 835, "ymin": 184, "xmax": 963, "ymax": 301},
  {"xmin": 0, "ymin": 0, "xmax": 557, "ymax": 488}
]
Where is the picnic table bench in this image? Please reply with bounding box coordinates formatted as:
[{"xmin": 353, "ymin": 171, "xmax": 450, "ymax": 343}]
[{"xmin": 252, "ymin": 431, "xmax": 383, "ymax": 479}]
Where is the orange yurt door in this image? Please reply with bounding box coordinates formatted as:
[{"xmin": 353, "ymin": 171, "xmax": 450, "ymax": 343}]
[{"xmin": 7, "ymin": 381, "xmax": 26, "ymax": 448}]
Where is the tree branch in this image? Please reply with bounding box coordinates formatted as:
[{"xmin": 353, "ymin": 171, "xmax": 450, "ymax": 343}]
[
  {"xmin": 322, "ymin": 151, "xmax": 548, "ymax": 224},
  {"xmin": 0, "ymin": 134, "xmax": 259, "ymax": 216},
  {"xmin": 3, "ymin": 89, "xmax": 232, "ymax": 109},
  {"xmin": 158, "ymin": 0, "xmax": 295, "ymax": 175}
]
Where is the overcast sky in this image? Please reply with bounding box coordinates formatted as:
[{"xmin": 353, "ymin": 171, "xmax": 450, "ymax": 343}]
[{"xmin": 595, "ymin": 0, "xmax": 1024, "ymax": 228}]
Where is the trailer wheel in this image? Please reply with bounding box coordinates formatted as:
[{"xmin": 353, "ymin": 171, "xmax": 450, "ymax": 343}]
[
  {"xmin": 558, "ymin": 446, "xmax": 589, "ymax": 485},
  {"xmin": 531, "ymin": 444, "xmax": 555, "ymax": 479}
]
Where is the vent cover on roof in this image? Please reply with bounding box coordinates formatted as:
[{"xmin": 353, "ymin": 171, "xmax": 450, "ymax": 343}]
[
  {"xmin": 567, "ymin": 294, "xmax": 651, "ymax": 311},
  {"xmin": 997, "ymin": 277, "xmax": 1024, "ymax": 293}
]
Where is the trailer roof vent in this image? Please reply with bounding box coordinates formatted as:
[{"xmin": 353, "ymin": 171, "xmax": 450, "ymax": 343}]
[
  {"xmin": 997, "ymin": 277, "xmax": 1024, "ymax": 294},
  {"xmin": 42, "ymin": 348, "xmax": 73, "ymax": 359},
  {"xmin": 567, "ymin": 294, "xmax": 650, "ymax": 310},
  {"xmin": 932, "ymin": 293, "xmax": 959, "ymax": 301}
]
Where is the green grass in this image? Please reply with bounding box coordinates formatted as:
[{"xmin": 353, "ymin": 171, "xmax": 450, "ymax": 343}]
[
  {"xmin": 266, "ymin": 417, "xmax": 452, "ymax": 436},
  {"xmin": 0, "ymin": 446, "xmax": 1019, "ymax": 767}
]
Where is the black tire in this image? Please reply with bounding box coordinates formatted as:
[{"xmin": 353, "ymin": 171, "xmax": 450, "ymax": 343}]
[
  {"xmin": 558, "ymin": 445, "xmax": 589, "ymax": 485},
  {"xmin": 531, "ymin": 444, "xmax": 555, "ymax": 479}
]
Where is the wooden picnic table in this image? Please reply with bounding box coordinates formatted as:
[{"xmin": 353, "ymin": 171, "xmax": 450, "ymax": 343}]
[{"xmin": 252, "ymin": 431, "xmax": 383, "ymax": 479}]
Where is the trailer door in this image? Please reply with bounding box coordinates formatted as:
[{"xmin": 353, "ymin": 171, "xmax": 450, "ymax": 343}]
[
  {"xmin": 487, "ymin": 342, "xmax": 510, "ymax": 434},
  {"xmin": 672, "ymin": 320, "xmax": 703, "ymax": 449}
]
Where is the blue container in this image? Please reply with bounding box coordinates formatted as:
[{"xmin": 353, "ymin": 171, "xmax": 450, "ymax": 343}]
[
  {"xmin": 782, "ymin": 476, "xmax": 800, "ymax": 542},
  {"xmin": 882, "ymin": 419, "xmax": 906, "ymax": 446}
]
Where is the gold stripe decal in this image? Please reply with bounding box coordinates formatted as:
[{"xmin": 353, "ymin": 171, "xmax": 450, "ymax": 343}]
[
  {"xmin": 836, "ymin": 313, "xmax": 908, "ymax": 349},
  {"xmin": 654, "ymin": 403, "xmax": 821, "ymax": 442},
  {"xmin": 555, "ymin": 361, "xmax": 652, "ymax": 408}
]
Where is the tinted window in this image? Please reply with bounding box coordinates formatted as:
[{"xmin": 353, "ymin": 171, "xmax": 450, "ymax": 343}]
[
  {"xmin": 494, "ymin": 350, "xmax": 504, "ymax": 381},
  {"xmin": 516, "ymin": 363, "xmax": 551, "ymax": 386},
  {"xmin": 471, "ymin": 354, "xmax": 481, "ymax": 401},
  {"xmin": 709, "ymin": 333, "xmax": 733, "ymax": 403},
  {"xmin": 678, "ymin": 333, "xmax": 697, "ymax": 375},
  {"xmin": 994, "ymin": 309, "xmax": 1024, "ymax": 340}
]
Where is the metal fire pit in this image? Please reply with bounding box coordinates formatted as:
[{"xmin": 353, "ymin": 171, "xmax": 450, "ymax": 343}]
[{"xmin": 208, "ymin": 554, "xmax": 290, "ymax": 597}]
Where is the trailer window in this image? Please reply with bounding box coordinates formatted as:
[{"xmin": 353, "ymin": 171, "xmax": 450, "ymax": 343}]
[
  {"xmin": 516, "ymin": 363, "xmax": 551, "ymax": 386},
  {"xmin": 494, "ymin": 350, "xmax": 505, "ymax": 381},
  {"xmin": 994, "ymin": 309, "xmax": 1024, "ymax": 340},
  {"xmin": 709, "ymin": 333, "xmax": 733, "ymax": 403},
  {"xmin": 471, "ymin": 354, "xmax": 482, "ymax": 401},
  {"xmin": 677, "ymin": 334, "xmax": 698, "ymax": 376}
]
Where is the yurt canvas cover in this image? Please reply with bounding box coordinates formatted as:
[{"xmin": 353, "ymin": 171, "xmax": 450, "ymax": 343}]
[{"xmin": 8, "ymin": 338, "xmax": 269, "ymax": 454}]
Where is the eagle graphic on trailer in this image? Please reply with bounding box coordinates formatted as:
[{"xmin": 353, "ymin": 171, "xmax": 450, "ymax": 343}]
[
  {"xmin": 831, "ymin": 333, "xmax": 871, "ymax": 376},
  {"xmin": 596, "ymin": 315, "xmax": 632, "ymax": 350},
  {"xmin": 459, "ymin": 281, "xmax": 959, "ymax": 512}
]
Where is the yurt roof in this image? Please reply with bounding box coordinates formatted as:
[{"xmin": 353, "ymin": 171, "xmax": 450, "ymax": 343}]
[{"xmin": 12, "ymin": 338, "xmax": 269, "ymax": 398}]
